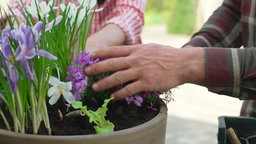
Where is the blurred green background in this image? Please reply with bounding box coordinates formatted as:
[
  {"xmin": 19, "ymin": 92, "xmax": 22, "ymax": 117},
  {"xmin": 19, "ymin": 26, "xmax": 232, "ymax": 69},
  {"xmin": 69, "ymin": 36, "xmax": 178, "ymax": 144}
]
[{"xmin": 145, "ymin": 0, "xmax": 197, "ymax": 35}]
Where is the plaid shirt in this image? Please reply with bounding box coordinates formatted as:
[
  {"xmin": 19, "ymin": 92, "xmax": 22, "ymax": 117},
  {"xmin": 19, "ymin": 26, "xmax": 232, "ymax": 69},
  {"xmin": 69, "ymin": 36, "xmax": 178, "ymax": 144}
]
[
  {"xmin": 186, "ymin": 0, "xmax": 256, "ymax": 116},
  {"xmin": 8, "ymin": 0, "xmax": 146, "ymax": 44}
]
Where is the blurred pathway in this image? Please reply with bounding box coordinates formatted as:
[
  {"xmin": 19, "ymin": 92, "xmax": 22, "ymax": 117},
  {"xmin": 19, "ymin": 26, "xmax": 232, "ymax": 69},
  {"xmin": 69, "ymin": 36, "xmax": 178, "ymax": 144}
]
[{"xmin": 141, "ymin": 24, "xmax": 243, "ymax": 144}]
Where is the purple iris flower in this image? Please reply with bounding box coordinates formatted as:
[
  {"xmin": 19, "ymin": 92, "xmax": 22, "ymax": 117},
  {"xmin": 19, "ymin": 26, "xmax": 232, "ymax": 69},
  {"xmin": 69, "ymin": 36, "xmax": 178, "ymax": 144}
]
[
  {"xmin": 2, "ymin": 27, "xmax": 11, "ymax": 44},
  {"xmin": 6, "ymin": 64, "xmax": 19, "ymax": 93},
  {"xmin": 0, "ymin": 27, "xmax": 19, "ymax": 93},
  {"xmin": 11, "ymin": 21, "xmax": 57, "ymax": 61},
  {"xmin": 0, "ymin": 58, "xmax": 19, "ymax": 94},
  {"xmin": 1, "ymin": 27, "xmax": 13, "ymax": 62},
  {"xmin": 8, "ymin": 16, "xmax": 62, "ymax": 80},
  {"xmin": 0, "ymin": 16, "xmax": 62, "ymax": 92}
]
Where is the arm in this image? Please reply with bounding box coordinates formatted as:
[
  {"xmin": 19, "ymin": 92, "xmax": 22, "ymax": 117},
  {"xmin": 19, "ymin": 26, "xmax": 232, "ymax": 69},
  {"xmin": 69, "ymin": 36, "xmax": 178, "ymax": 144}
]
[
  {"xmin": 204, "ymin": 47, "xmax": 256, "ymax": 100},
  {"xmin": 185, "ymin": 0, "xmax": 242, "ymax": 47},
  {"xmin": 86, "ymin": 0, "xmax": 146, "ymax": 52},
  {"xmin": 106, "ymin": 0, "xmax": 146, "ymax": 45},
  {"xmin": 86, "ymin": 24, "xmax": 125, "ymax": 52}
]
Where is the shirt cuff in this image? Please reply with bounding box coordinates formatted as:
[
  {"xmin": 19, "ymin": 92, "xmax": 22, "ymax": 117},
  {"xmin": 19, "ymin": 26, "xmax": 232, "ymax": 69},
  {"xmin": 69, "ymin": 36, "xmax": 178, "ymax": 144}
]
[{"xmin": 205, "ymin": 48, "xmax": 241, "ymax": 97}]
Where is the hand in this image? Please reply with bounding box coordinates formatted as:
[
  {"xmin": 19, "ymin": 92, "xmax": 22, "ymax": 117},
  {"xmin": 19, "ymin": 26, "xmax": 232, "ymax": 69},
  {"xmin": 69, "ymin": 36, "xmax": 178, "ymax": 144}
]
[
  {"xmin": 85, "ymin": 44, "xmax": 205, "ymax": 99},
  {"xmin": 85, "ymin": 36, "xmax": 107, "ymax": 53}
]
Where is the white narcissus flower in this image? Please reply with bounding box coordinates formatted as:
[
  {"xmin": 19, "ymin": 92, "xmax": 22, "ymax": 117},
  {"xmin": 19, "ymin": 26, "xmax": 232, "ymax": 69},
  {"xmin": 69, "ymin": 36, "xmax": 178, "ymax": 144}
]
[
  {"xmin": 60, "ymin": 0, "xmax": 103, "ymax": 27},
  {"xmin": 60, "ymin": 2, "xmax": 79, "ymax": 25},
  {"xmin": 47, "ymin": 76, "xmax": 75, "ymax": 105},
  {"xmin": 78, "ymin": 0, "xmax": 97, "ymax": 11},
  {"xmin": 25, "ymin": 0, "xmax": 56, "ymax": 21},
  {"xmin": 79, "ymin": 0, "xmax": 104, "ymax": 13}
]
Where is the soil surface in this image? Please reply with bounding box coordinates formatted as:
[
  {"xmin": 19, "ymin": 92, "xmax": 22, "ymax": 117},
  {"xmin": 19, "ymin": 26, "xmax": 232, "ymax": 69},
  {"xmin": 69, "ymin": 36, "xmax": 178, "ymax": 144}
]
[{"xmin": 0, "ymin": 99, "xmax": 159, "ymax": 135}]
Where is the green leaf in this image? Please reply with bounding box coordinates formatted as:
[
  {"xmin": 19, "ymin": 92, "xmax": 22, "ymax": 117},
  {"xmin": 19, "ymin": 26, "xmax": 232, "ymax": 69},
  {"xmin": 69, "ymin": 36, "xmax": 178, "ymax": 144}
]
[
  {"xmin": 94, "ymin": 120, "xmax": 115, "ymax": 134},
  {"xmin": 71, "ymin": 97, "xmax": 115, "ymax": 134},
  {"xmin": 72, "ymin": 101, "xmax": 83, "ymax": 109}
]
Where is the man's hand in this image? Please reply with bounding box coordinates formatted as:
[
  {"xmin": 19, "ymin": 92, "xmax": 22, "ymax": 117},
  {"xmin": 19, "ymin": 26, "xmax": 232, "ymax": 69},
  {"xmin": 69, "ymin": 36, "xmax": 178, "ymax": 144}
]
[{"xmin": 85, "ymin": 44, "xmax": 205, "ymax": 99}]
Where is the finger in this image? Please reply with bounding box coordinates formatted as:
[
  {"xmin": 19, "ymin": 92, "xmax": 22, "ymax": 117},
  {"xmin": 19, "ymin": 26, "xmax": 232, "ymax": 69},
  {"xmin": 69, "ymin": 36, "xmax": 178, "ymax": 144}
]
[
  {"xmin": 85, "ymin": 57, "xmax": 130, "ymax": 75},
  {"xmin": 89, "ymin": 45, "xmax": 138, "ymax": 59},
  {"xmin": 92, "ymin": 69, "xmax": 139, "ymax": 92},
  {"xmin": 111, "ymin": 81, "xmax": 145, "ymax": 100}
]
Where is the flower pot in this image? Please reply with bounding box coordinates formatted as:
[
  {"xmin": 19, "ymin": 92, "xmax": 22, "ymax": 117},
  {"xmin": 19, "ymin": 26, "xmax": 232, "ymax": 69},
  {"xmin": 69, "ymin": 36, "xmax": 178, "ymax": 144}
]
[
  {"xmin": 0, "ymin": 101, "xmax": 168, "ymax": 144},
  {"xmin": 218, "ymin": 116, "xmax": 256, "ymax": 144}
]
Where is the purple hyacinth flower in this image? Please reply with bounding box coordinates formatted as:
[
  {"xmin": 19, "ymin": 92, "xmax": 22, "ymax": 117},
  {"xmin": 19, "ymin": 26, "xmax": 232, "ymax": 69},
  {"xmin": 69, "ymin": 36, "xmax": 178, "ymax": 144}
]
[
  {"xmin": 125, "ymin": 96, "xmax": 143, "ymax": 107},
  {"xmin": 66, "ymin": 50, "xmax": 101, "ymax": 100},
  {"xmin": 134, "ymin": 96, "xmax": 143, "ymax": 107},
  {"xmin": 125, "ymin": 96, "xmax": 134, "ymax": 105},
  {"xmin": 75, "ymin": 51, "xmax": 99, "ymax": 66}
]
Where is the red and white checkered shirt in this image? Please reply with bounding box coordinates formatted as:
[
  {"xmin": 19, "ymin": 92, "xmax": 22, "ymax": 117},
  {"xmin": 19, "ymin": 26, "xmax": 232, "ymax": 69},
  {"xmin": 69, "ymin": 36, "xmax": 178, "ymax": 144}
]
[{"xmin": 9, "ymin": 0, "xmax": 146, "ymax": 44}]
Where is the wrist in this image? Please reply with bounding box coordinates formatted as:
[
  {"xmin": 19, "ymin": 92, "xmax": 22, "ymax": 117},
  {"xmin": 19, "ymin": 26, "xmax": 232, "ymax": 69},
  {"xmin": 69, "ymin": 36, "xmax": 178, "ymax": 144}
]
[{"xmin": 179, "ymin": 47, "xmax": 205, "ymax": 86}]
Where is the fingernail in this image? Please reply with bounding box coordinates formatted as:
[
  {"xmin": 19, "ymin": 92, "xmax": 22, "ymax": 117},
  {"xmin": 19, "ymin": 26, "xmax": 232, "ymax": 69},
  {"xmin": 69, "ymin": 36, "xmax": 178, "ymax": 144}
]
[
  {"xmin": 110, "ymin": 95, "xmax": 116, "ymax": 100},
  {"xmin": 92, "ymin": 83, "xmax": 99, "ymax": 91},
  {"xmin": 89, "ymin": 52, "xmax": 96, "ymax": 58},
  {"xmin": 85, "ymin": 67, "xmax": 91, "ymax": 74}
]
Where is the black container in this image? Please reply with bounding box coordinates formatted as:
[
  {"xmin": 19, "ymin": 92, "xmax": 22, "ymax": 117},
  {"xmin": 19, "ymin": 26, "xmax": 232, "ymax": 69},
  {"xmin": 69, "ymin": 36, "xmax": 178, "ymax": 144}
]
[{"xmin": 218, "ymin": 116, "xmax": 256, "ymax": 144}]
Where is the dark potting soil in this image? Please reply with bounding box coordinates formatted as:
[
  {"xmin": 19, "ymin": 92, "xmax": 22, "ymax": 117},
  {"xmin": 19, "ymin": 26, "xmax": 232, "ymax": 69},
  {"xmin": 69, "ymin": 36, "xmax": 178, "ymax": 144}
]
[{"xmin": 0, "ymin": 99, "xmax": 159, "ymax": 135}]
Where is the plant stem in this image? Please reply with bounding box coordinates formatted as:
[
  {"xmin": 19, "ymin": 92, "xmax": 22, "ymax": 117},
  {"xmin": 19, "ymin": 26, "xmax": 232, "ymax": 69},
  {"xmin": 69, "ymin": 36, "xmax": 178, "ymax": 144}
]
[
  {"xmin": 10, "ymin": 93, "xmax": 18, "ymax": 132},
  {"xmin": 30, "ymin": 82, "xmax": 37, "ymax": 134},
  {"xmin": 0, "ymin": 109, "xmax": 10, "ymax": 131},
  {"xmin": 42, "ymin": 100, "xmax": 51, "ymax": 135},
  {"xmin": 15, "ymin": 91, "xmax": 25, "ymax": 133},
  {"xmin": 39, "ymin": 74, "xmax": 51, "ymax": 135}
]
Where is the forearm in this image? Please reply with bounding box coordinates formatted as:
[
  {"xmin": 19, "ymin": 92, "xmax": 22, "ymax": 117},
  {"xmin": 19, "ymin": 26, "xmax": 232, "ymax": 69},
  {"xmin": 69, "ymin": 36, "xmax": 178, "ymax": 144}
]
[
  {"xmin": 105, "ymin": 0, "xmax": 146, "ymax": 45},
  {"xmin": 86, "ymin": 24, "xmax": 125, "ymax": 51}
]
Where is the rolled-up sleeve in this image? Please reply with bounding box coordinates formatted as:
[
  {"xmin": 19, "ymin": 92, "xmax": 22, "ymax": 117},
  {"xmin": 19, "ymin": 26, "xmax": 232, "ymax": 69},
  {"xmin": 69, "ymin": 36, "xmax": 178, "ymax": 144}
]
[
  {"xmin": 105, "ymin": 0, "xmax": 146, "ymax": 45},
  {"xmin": 205, "ymin": 48, "xmax": 256, "ymax": 99}
]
